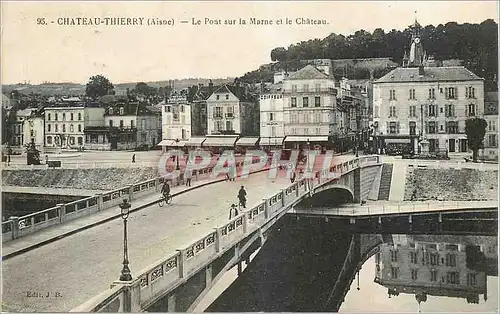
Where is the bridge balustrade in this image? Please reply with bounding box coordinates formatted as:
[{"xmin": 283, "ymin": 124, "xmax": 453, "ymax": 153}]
[
  {"xmin": 247, "ymin": 202, "xmax": 267, "ymax": 225},
  {"xmin": 137, "ymin": 252, "xmax": 181, "ymax": 307},
  {"xmin": 66, "ymin": 156, "xmax": 386, "ymax": 312},
  {"xmin": 218, "ymin": 215, "xmax": 246, "ymax": 252},
  {"xmin": 3, "ymin": 165, "xmax": 221, "ymax": 242}
]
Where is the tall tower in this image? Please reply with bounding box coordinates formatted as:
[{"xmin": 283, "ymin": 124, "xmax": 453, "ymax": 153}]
[{"xmin": 407, "ymin": 19, "xmax": 425, "ymax": 67}]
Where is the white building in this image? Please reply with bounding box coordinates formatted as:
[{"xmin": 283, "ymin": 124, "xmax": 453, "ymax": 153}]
[
  {"xmin": 372, "ymin": 20, "xmax": 485, "ymax": 156},
  {"xmin": 282, "ymin": 63, "xmax": 339, "ymax": 149},
  {"xmin": 22, "ymin": 112, "xmax": 45, "ymax": 150},
  {"xmin": 11, "ymin": 108, "xmax": 44, "ymax": 151},
  {"xmin": 206, "ymin": 84, "xmax": 259, "ymax": 136},
  {"xmin": 259, "ymin": 83, "xmax": 285, "ymax": 147},
  {"xmin": 161, "ymin": 89, "xmax": 192, "ymax": 142},
  {"xmin": 45, "ymin": 103, "xmax": 104, "ymax": 148}
]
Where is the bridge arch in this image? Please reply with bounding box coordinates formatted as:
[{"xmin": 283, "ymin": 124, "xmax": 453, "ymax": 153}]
[{"xmin": 302, "ymin": 185, "xmax": 355, "ymax": 208}]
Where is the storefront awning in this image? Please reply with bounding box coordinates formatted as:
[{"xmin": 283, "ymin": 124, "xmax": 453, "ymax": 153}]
[
  {"xmin": 203, "ymin": 136, "xmax": 238, "ymax": 147},
  {"xmin": 284, "ymin": 136, "xmax": 329, "ymax": 142},
  {"xmin": 157, "ymin": 139, "xmax": 175, "ymax": 146},
  {"xmin": 185, "ymin": 137, "xmax": 206, "ymax": 147},
  {"xmin": 157, "ymin": 139, "xmax": 187, "ymax": 147},
  {"xmin": 385, "ymin": 138, "xmax": 411, "ymax": 144},
  {"xmin": 259, "ymin": 137, "xmax": 285, "ymax": 145},
  {"xmin": 236, "ymin": 137, "xmax": 260, "ymax": 146}
]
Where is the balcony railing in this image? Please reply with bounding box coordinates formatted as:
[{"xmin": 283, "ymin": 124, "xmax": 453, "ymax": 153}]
[
  {"xmin": 225, "ymin": 113, "xmax": 234, "ymax": 119},
  {"xmin": 212, "ymin": 114, "xmax": 223, "ymax": 119},
  {"xmin": 283, "ymin": 88, "xmax": 337, "ymax": 95}
]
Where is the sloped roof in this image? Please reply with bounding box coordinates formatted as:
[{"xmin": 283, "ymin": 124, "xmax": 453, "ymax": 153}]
[
  {"xmin": 105, "ymin": 102, "xmax": 154, "ymax": 116},
  {"xmin": 287, "ymin": 65, "xmax": 329, "ymax": 80},
  {"xmin": 212, "ymin": 84, "xmax": 256, "ymax": 102},
  {"xmin": 193, "ymin": 85, "xmax": 218, "ymax": 101},
  {"xmin": 375, "ymin": 66, "xmax": 483, "ymax": 83}
]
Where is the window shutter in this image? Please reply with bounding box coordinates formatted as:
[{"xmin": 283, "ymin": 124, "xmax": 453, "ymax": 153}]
[
  {"xmin": 465, "ymin": 87, "xmax": 468, "ymax": 98},
  {"xmin": 386, "ymin": 122, "xmax": 390, "ymax": 133},
  {"xmin": 424, "ymin": 122, "xmax": 428, "ymax": 134},
  {"xmin": 465, "ymin": 105, "xmax": 468, "ymax": 117},
  {"xmin": 425, "ymin": 105, "xmax": 428, "ymax": 117},
  {"xmin": 397, "ymin": 122, "xmax": 401, "ymax": 134},
  {"xmin": 455, "ymin": 87, "xmax": 458, "ymax": 99}
]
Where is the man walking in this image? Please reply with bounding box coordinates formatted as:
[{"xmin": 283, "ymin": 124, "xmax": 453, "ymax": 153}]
[
  {"xmin": 132, "ymin": 154, "xmax": 136, "ymax": 163},
  {"xmin": 185, "ymin": 168, "xmax": 192, "ymax": 187},
  {"xmin": 238, "ymin": 186, "xmax": 247, "ymax": 209}
]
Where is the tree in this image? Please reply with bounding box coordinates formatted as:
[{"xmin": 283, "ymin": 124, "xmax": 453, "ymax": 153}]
[
  {"xmin": 465, "ymin": 117, "xmax": 487, "ymax": 162},
  {"xmin": 270, "ymin": 47, "xmax": 287, "ymax": 62},
  {"xmin": 85, "ymin": 75, "xmax": 114, "ymax": 100}
]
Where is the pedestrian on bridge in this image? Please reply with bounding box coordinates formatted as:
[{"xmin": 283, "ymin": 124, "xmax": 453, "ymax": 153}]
[
  {"xmin": 132, "ymin": 154, "xmax": 136, "ymax": 163},
  {"xmin": 185, "ymin": 169, "xmax": 192, "ymax": 187},
  {"xmin": 229, "ymin": 203, "xmax": 239, "ymax": 219}
]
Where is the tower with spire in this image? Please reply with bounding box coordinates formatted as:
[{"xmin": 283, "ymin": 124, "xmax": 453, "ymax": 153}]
[{"xmin": 403, "ymin": 19, "xmax": 427, "ymax": 67}]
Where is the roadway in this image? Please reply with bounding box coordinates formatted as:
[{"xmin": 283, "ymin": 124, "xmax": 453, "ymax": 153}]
[{"xmin": 1, "ymin": 170, "xmax": 293, "ymax": 312}]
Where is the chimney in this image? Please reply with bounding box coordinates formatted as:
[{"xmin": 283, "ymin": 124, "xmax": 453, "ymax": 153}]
[
  {"xmin": 418, "ymin": 66, "xmax": 425, "ymax": 76},
  {"xmin": 209, "ymin": 80, "xmax": 214, "ymax": 94}
]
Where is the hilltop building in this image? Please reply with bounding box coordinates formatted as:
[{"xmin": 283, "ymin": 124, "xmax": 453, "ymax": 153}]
[{"xmin": 372, "ymin": 19, "xmax": 485, "ymax": 156}]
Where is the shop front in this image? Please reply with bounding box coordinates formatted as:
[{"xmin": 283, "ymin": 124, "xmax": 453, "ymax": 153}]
[{"xmin": 203, "ymin": 135, "xmax": 238, "ymax": 155}]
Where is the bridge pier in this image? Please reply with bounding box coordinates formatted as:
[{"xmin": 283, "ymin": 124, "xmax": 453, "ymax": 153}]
[{"xmin": 167, "ymin": 293, "xmax": 176, "ymax": 312}]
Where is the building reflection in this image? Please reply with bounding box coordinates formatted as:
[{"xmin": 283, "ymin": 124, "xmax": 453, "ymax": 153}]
[{"xmin": 374, "ymin": 235, "xmax": 498, "ymax": 307}]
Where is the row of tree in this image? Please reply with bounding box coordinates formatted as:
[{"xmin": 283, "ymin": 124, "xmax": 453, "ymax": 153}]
[
  {"xmin": 85, "ymin": 75, "xmax": 171, "ymax": 101},
  {"xmin": 242, "ymin": 19, "xmax": 498, "ymax": 90}
]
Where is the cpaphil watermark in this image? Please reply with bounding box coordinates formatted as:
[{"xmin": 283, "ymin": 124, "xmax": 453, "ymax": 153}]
[{"xmin": 157, "ymin": 149, "xmax": 345, "ymax": 181}]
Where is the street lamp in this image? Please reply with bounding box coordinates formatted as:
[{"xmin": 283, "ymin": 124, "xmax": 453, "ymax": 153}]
[
  {"xmin": 306, "ymin": 138, "xmax": 310, "ymax": 150},
  {"xmin": 175, "ymin": 138, "xmax": 180, "ymax": 170},
  {"xmin": 268, "ymin": 136, "xmax": 271, "ymax": 151},
  {"xmin": 119, "ymin": 199, "xmax": 132, "ymax": 281}
]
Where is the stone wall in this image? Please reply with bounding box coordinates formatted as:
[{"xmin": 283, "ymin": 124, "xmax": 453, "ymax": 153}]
[
  {"xmin": 404, "ymin": 168, "xmax": 498, "ymax": 201},
  {"xmin": 2, "ymin": 167, "xmax": 159, "ymax": 191}
]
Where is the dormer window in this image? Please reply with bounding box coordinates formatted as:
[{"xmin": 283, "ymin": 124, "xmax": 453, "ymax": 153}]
[
  {"xmin": 109, "ymin": 108, "xmax": 113, "ymax": 115},
  {"xmin": 226, "ymin": 94, "xmax": 229, "ymax": 100},
  {"xmin": 119, "ymin": 107, "xmax": 124, "ymax": 115}
]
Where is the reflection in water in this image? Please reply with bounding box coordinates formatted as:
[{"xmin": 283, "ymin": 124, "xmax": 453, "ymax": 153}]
[{"xmin": 341, "ymin": 234, "xmax": 498, "ymax": 313}]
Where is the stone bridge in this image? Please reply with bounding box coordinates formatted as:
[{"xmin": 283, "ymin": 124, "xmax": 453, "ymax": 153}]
[{"xmin": 70, "ymin": 155, "xmax": 382, "ymax": 313}]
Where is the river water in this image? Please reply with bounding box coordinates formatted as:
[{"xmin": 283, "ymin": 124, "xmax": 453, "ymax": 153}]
[{"xmin": 198, "ymin": 230, "xmax": 498, "ymax": 312}]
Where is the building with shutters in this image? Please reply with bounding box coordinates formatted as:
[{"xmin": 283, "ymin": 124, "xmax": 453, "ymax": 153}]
[
  {"xmin": 45, "ymin": 102, "xmax": 104, "ymax": 149},
  {"xmin": 282, "ymin": 62, "xmax": 341, "ymax": 150},
  {"xmin": 483, "ymin": 92, "xmax": 498, "ymax": 160},
  {"xmin": 83, "ymin": 102, "xmax": 158, "ymax": 150},
  {"xmin": 375, "ymin": 234, "xmax": 489, "ymax": 306},
  {"xmin": 372, "ymin": 20, "xmax": 485, "ymax": 156},
  {"xmin": 259, "ymin": 83, "xmax": 285, "ymax": 148}
]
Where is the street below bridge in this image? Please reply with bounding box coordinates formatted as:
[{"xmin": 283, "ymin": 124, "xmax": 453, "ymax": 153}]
[{"xmin": 1, "ymin": 170, "xmax": 293, "ymax": 312}]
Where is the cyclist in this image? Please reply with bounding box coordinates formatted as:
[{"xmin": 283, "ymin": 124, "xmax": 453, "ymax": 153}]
[
  {"xmin": 161, "ymin": 180, "xmax": 171, "ymax": 202},
  {"xmin": 238, "ymin": 186, "xmax": 247, "ymax": 209}
]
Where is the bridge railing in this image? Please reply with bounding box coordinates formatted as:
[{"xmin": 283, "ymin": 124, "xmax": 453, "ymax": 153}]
[
  {"xmin": 302, "ymin": 200, "xmax": 498, "ymax": 217},
  {"xmin": 73, "ymin": 156, "xmax": 370, "ymax": 312},
  {"xmin": 4, "ymin": 164, "xmax": 222, "ymax": 243}
]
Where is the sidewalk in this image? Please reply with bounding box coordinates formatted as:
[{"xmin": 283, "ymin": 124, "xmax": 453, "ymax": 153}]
[{"xmin": 2, "ymin": 173, "xmax": 235, "ymax": 258}]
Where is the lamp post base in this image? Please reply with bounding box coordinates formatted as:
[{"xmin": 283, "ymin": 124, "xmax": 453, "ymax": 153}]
[{"xmin": 120, "ymin": 263, "xmax": 132, "ymax": 281}]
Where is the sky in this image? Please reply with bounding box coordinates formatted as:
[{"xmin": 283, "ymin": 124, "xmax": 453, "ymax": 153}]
[{"xmin": 1, "ymin": 1, "xmax": 498, "ymax": 85}]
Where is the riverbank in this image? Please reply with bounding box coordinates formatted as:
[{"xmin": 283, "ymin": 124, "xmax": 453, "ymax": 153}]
[
  {"xmin": 403, "ymin": 168, "xmax": 498, "ymax": 201},
  {"xmin": 2, "ymin": 167, "xmax": 159, "ymax": 191}
]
